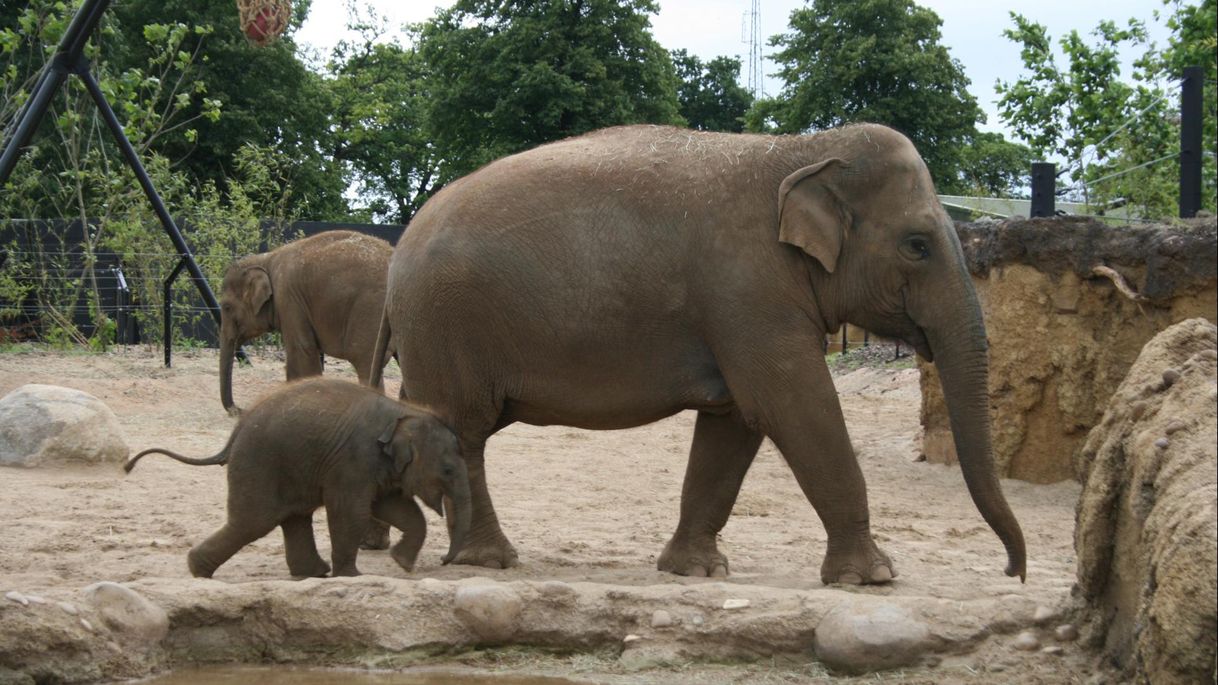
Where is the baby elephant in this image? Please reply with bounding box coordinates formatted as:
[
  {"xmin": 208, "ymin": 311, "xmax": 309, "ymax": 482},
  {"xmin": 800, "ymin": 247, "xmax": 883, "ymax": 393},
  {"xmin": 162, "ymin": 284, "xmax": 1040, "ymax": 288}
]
[{"xmin": 125, "ymin": 378, "xmax": 470, "ymax": 579}]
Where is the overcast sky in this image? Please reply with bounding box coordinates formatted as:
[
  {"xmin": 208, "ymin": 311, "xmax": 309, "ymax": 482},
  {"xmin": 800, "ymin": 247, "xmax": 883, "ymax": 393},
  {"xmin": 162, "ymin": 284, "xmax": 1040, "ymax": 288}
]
[{"xmin": 296, "ymin": 0, "xmax": 1179, "ymax": 137}]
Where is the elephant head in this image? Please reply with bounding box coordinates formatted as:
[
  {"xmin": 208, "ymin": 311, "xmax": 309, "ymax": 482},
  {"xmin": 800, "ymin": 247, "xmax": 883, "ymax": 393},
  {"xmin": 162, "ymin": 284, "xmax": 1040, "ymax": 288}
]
[
  {"xmin": 378, "ymin": 407, "xmax": 471, "ymax": 564},
  {"xmin": 218, "ymin": 257, "xmax": 275, "ymax": 416},
  {"xmin": 778, "ymin": 124, "xmax": 1026, "ymax": 580}
]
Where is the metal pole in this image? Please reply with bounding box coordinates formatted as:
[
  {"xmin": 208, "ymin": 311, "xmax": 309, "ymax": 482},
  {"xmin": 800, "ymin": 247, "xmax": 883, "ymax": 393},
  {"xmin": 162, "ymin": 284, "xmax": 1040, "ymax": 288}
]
[
  {"xmin": 1180, "ymin": 66, "xmax": 1203, "ymax": 218},
  {"xmin": 0, "ymin": 0, "xmax": 110, "ymax": 186},
  {"xmin": 163, "ymin": 259, "xmax": 186, "ymax": 367},
  {"xmin": 1030, "ymin": 162, "xmax": 1056, "ymax": 217}
]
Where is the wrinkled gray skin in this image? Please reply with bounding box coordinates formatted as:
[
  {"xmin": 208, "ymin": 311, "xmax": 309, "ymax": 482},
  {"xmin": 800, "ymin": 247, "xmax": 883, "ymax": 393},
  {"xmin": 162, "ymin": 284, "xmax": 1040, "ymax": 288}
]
[
  {"xmin": 370, "ymin": 124, "xmax": 1026, "ymax": 586},
  {"xmin": 126, "ymin": 378, "xmax": 471, "ymax": 578},
  {"xmin": 219, "ymin": 230, "xmax": 392, "ymax": 417}
]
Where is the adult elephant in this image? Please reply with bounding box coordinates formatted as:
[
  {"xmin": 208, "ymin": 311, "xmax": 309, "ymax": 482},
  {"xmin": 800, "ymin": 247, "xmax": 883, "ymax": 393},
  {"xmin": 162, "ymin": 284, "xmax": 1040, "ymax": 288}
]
[
  {"xmin": 369, "ymin": 124, "xmax": 1026, "ymax": 585},
  {"xmin": 220, "ymin": 230, "xmax": 393, "ymax": 415}
]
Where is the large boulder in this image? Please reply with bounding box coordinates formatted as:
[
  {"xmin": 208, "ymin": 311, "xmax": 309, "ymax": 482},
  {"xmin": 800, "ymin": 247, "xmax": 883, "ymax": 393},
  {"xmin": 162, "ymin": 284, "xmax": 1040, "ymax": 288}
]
[
  {"xmin": 1074, "ymin": 318, "xmax": 1217, "ymax": 684},
  {"xmin": 0, "ymin": 384, "xmax": 128, "ymax": 467}
]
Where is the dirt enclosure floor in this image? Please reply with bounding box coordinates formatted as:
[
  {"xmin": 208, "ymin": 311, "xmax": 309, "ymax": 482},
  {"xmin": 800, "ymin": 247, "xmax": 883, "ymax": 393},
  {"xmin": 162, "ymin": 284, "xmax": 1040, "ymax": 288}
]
[{"xmin": 0, "ymin": 347, "xmax": 1096, "ymax": 684}]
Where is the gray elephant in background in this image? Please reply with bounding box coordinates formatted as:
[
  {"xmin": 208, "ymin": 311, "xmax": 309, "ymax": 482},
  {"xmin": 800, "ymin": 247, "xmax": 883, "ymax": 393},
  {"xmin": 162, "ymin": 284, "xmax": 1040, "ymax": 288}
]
[
  {"xmin": 219, "ymin": 230, "xmax": 394, "ymax": 416},
  {"xmin": 126, "ymin": 378, "xmax": 470, "ymax": 579}
]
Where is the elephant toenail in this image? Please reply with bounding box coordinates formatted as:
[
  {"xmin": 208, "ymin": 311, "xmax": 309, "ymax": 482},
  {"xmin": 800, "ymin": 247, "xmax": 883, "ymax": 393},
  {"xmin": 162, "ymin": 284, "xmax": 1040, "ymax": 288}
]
[
  {"xmin": 710, "ymin": 565, "xmax": 728, "ymax": 578},
  {"xmin": 837, "ymin": 571, "xmax": 863, "ymax": 585},
  {"xmin": 688, "ymin": 566, "xmax": 708, "ymax": 578},
  {"xmin": 870, "ymin": 566, "xmax": 894, "ymax": 583}
]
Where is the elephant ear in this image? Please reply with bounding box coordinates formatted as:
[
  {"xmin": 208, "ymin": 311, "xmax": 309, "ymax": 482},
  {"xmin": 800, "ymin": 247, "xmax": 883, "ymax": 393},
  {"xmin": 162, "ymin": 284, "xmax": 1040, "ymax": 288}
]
[
  {"xmin": 377, "ymin": 411, "xmax": 413, "ymax": 474},
  {"xmin": 777, "ymin": 158, "xmax": 850, "ymax": 274},
  {"xmin": 243, "ymin": 267, "xmax": 273, "ymax": 317}
]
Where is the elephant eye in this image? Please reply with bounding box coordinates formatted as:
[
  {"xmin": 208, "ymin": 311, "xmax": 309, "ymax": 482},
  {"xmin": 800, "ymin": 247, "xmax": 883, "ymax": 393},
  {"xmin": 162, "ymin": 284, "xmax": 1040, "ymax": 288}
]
[{"xmin": 901, "ymin": 235, "xmax": 931, "ymax": 261}]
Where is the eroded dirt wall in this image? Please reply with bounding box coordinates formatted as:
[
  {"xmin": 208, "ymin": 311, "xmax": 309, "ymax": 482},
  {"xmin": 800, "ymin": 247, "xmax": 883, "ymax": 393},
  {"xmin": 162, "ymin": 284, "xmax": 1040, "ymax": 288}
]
[{"xmin": 920, "ymin": 217, "xmax": 1217, "ymax": 483}]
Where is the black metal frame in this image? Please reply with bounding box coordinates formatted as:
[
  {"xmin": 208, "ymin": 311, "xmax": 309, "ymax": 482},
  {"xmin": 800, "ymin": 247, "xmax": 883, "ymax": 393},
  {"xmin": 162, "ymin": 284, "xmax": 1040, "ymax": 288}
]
[{"xmin": 0, "ymin": 0, "xmax": 243, "ymax": 367}]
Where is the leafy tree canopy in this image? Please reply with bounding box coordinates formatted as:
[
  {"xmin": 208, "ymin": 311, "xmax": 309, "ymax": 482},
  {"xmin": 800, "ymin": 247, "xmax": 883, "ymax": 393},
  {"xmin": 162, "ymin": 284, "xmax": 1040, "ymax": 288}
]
[
  {"xmin": 756, "ymin": 0, "xmax": 983, "ymax": 191},
  {"xmin": 997, "ymin": 0, "xmax": 1216, "ymax": 218},
  {"xmin": 671, "ymin": 49, "xmax": 753, "ymax": 132},
  {"xmin": 415, "ymin": 0, "xmax": 683, "ymax": 183}
]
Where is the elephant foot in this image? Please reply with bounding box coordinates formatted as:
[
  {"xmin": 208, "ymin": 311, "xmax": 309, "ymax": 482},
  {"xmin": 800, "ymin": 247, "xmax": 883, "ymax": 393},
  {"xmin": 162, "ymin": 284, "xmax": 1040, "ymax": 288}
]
[
  {"xmin": 288, "ymin": 559, "xmax": 331, "ymax": 579},
  {"xmin": 447, "ymin": 535, "xmax": 519, "ymax": 569},
  {"xmin": 657, "ymin": 535, "xmax": 729, "ymax": 577},
  {"xmin": 389, "ymin": 540, "xmax": 419, "ymax": 573},
  {"xmin": 821, "ymin": 540, "xmax": 896, "ymax": 585},
  {"xmin": 187, "ymin": 549, "xmax": 218, "ymax": 579},
  {"xmin": 359, "ymin": 522, "xmax": 391, "ymax": 550}
]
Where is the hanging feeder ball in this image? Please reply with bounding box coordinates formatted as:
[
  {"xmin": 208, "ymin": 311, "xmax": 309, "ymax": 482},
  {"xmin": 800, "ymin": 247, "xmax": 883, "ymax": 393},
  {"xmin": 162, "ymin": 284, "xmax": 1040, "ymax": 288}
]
[{"xmin": 237, "ymin": 0, "xmax": 292, "ymax": 47}]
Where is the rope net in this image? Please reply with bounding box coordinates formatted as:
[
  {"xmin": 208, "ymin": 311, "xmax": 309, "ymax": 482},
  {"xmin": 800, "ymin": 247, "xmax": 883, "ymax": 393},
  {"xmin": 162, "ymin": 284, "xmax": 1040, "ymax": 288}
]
[{"xmin": 236, "ymin": 0, "xmax": 292, "ymax": 46}]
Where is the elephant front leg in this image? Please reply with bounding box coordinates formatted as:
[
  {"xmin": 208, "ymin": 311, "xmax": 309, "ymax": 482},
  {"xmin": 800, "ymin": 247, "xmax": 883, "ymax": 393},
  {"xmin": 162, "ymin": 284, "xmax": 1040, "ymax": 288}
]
[
  {"xmin": 445, "ymin": 440, "xmax": 518, "ymax": 569},
  {"xmin": 324, "ymin": 492, "xmax": 373, "ymax": 577},
  {"xmin": 658, "ymin": 410, "xmax": 763, "ymax": 577},
  {"xmin": 372, "ymin": 493, "xmax": 426, "ymax": 572},
  {"xmin": 762, "ymin": 364, "xmax": 895, "ymax": 585},
  {"xmin": 281, "ymin": 513, "xmax": 331, "ymax": 578}
]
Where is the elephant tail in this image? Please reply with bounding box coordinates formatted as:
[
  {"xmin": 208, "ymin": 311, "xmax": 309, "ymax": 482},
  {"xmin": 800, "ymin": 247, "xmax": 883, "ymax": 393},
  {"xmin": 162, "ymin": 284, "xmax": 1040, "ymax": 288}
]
[
  {"xmin": 124, "ymin": 446, "xmax": 229, "ymax": 473},
  {"xmin": 367, "ymin": 307, "xmax": 392, "ymax": 391}
]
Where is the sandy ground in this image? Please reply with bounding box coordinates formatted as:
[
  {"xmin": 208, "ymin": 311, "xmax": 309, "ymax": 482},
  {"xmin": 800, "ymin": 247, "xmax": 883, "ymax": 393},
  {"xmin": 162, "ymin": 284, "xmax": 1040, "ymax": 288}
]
[{"xmin": 0, "ymin": 346, "xmax": 1091, "ymax": 683}]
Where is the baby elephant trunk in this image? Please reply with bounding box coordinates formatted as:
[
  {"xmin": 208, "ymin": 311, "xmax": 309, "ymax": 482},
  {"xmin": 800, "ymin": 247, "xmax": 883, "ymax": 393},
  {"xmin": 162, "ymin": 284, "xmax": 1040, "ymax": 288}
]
[{"xmin": 442, "ymin": 462, "xmax": 472, "ymax": 565}]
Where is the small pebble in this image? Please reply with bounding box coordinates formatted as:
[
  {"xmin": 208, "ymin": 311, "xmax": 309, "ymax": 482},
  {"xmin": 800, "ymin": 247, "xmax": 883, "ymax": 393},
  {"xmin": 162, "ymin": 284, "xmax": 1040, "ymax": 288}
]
[
  {"xmin": 58, "ymin": 601, "xmax": 78, "ymax": 616},
  {"xmin": 1055, "ymin": 624, "xmax": 1078, "ymax": 642},
  {"xmin": 690, "ymin": 614, "xmax": 705, "ymax": 626},
  {"xmin": 1032, "ymin": 605, "xmax": 1054, "ymax": 624},
  {"xmin": 1042, "ymin": 645, "xmax": 1065, "ymax": 656},
  {"xmin": 1155, "ymin": 437, "xmax": 1170, "ymax": 450},
  {"xmin": 4, "ymin": 591, "xmax": 28, "ymax": 606},
  {"xmin": 1164, "ymin": 420, "xmax": 1187, "ymax": 435},
  {"xmin": 1012, "ymin": 630, "xmax": 1040, "ymax": 651},
  {"xmin": 990, "ymin": 663, "xmax": 1007, "ymax": 673},
  {"xmin": 24, "ymin": 594, "xmax": 45, "ymax": 605},
  {"xmin": 651, "ymin": 610, "xmax": 673, "ymax": 628},
  {"xmin": 80, "ymin": 618, "xmax": 94, "ymax": 632},
  {"xmin": 623, "ymin": 634, "xmax": 642, "ymax": 643},
  {"xmin": 1162, "ymin": 368, "xmax": 1181, "ymax": 387},
  {"xmin": 722, "ymin": 598, "xmax": 750, "ymax": 610}
]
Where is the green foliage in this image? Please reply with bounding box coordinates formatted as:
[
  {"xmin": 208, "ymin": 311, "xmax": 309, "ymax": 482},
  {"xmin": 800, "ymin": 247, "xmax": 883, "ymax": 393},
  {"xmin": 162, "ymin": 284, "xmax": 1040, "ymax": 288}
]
[
  {"xmin": 322, "ymin": 6, "xmax": 438, "ymax": 224},
  {"xmin": 958, "ymin": 132, "xmax": 1036, "ymax": 197},
  {"xmin": 671, "ymin": 49, "xmax": 753, "ymax": 132},
  {"xmin": 415, "ymin": 0, "xmax": 684, "ymax": 184},
  {"xmin": 0, "ymin": 0, "xmax": 297, "ymax": 347},
  {"xmin": 755, "ymin": 0, "xmax": 983, "ymax": 192},
  {"xmin": 996, "ymin": 0, "xmax": 1216, "ymax": 218}
]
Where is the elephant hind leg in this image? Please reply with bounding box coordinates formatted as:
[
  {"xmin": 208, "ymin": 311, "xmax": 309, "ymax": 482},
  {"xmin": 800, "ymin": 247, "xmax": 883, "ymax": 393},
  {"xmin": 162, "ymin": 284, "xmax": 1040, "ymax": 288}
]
[
  {"xmin": 445, "ymin": 438, "xmax": 518, "ymax": 569},
  {"xmin": 189, "ymin": 517, "xmax": 280, "ymax": 578},
  {"xmin": 658, "ymin": 410, "xmax": 763, "ymax": 578},
  {"xmin": 281, "ymin": 513, "xmax": 330, "ymax": 578}
]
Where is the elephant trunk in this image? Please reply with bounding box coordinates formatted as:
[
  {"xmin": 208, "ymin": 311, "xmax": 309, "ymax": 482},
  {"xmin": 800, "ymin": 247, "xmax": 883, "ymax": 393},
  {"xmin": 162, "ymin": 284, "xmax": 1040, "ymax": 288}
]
[
  {"xmin": 219, "ymin": 333, "xmax": 238, "ymax": 416},
  {"xmin": 926, "ymin": 292, "xmax": 1027, "ymax": 581},
  {"xmin": 441, "ymin": 462, "xmax": 472, "ymax": 565}
]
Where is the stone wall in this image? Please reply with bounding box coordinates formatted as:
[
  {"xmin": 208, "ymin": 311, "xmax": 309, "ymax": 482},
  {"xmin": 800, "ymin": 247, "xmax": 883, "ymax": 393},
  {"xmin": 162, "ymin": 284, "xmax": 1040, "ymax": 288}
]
[{"xmin": 920, "ymin": 216, "xmax": 1217, "ymax": 483}]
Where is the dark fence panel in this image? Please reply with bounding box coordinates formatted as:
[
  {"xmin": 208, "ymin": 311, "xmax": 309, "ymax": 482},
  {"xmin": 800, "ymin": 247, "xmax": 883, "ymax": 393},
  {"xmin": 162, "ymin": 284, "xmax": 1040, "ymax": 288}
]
[{"xmin": 0, "ymin": 220, "xmax": 403, "ymax": 346}]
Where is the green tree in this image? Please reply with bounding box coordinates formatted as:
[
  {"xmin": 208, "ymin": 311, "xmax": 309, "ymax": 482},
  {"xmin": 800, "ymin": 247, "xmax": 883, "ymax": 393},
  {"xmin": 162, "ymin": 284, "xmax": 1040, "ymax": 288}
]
[
  {"xmin": 671, "ymin": 49, "xmax": 753, "ymax": 132},
  {"xmin": 105, "ymin": 0, "xmax": 350, "ymax": 219},
  {"xmin": 416, "ymin": 0, "xmax": 683, "ymax": 183},
  {"xmin": 756, "ymin": 0, "xmax": 983, "ymax": 191},
  {"xmin": 996, "ymin": 1, "xmax": 1216, "ymax": 218},
  {"xmin": 323, "ymin": 9, "xmax": 438, "ymax": 224},
  {"xmin": 958, "ymin": 132, "xmax": 1036, "ymax": 197}
]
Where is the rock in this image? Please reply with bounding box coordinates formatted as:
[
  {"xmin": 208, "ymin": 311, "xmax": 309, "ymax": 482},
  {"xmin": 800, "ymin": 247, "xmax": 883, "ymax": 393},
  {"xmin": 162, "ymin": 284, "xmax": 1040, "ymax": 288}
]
[
  {"xmin": 57, "ymin": 601, "xmax": 78, "ymax": 616},
  {"xmin": 0, "ymin": 385, "xmax": 128, "ymax": 467},
  {"xmin": 651, "ymin": 609, "xmax": 673, "ymax": 628},
  {"xmin": 1075, "ymin": 319, "xmax": 1218, "ymax": 685},
  {"xmin": 1042, "ymin": 645, "xmax": 1064, "ymax": 656},
  {"xmin": 1032, "ymin": 605, "xmax": 1055, "ymax": 624},
  {"xmin": 1162, "ymin": 368, "xmax": 1181, "ymax": 388},
  {"xmin": 1012, "ymin": 630, "xmax": 1040, "ymax": 651},
  {"xmin": 1054, "ymin": 624, "xmax": 1078, "ymax": 642},
  {"xmin": 0, "ymin": 667, "xmax": 34, "ymax": 685},
  {"xmin": 452, "ymin": 583, "xmax": 523, "ymax": 643},
  {"xmin": 813, "ymin": 603, "xmax": 933, "ymax": 674},
  {"xmin": 623, "ymin": 634, "xmax": 642, "ymax": 643},
  {"xmin": 4, "ymin": 591, "xmax": 28, "ymax": 606},
  {"xmin": 82, "ymin": 582, "xmax": 168, "ymax": 648},
  {"xmin": 722, "ymin": 598, "xmax": 750, "ymax": 610}
]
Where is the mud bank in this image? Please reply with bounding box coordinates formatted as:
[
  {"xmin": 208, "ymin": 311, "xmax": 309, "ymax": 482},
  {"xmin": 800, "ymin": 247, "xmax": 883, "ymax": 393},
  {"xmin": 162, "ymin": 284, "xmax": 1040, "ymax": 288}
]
[{"xmin": 920, "ymin": 216, "xmax": 1217, "ymax": 483}]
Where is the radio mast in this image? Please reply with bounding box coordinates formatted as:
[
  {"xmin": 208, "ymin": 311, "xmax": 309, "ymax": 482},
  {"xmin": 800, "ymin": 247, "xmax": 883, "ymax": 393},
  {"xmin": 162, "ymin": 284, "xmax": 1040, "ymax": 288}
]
[{"xmin": 744, "ymin": 0, "xmax": 764, "ymax": 99}]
